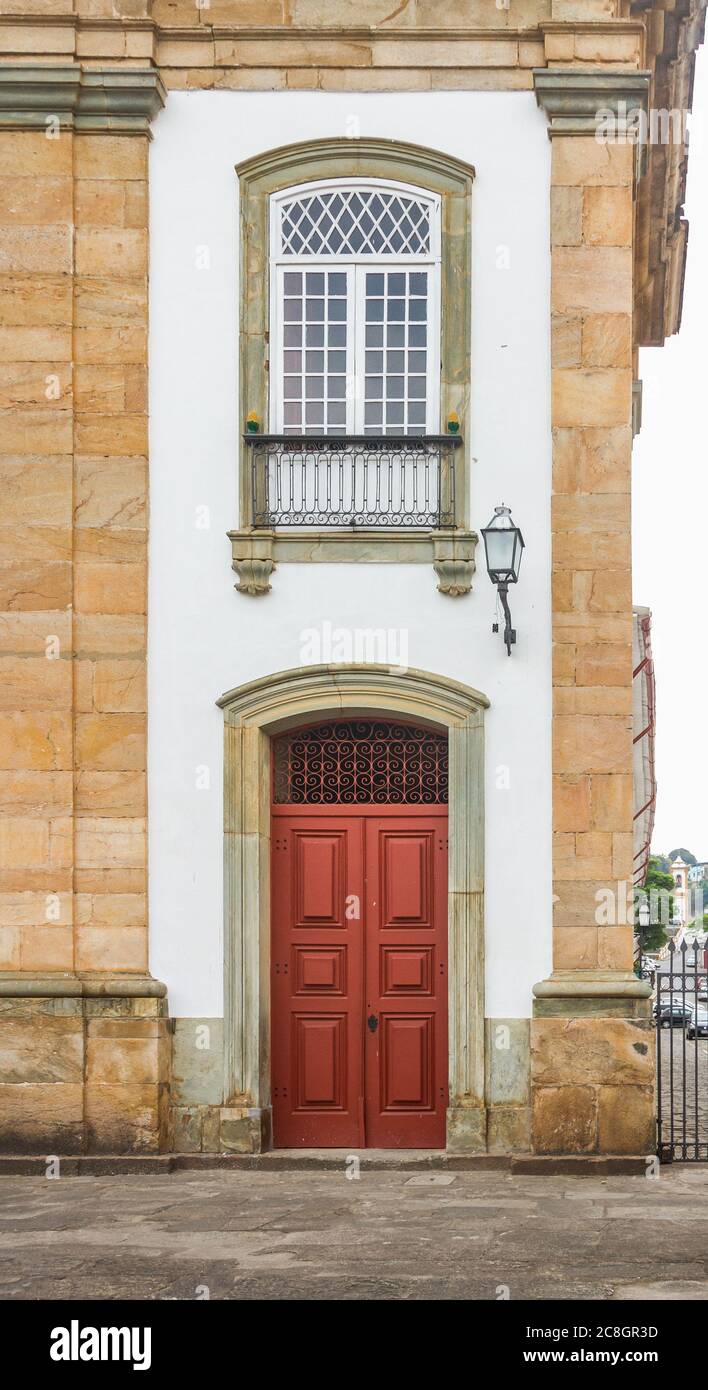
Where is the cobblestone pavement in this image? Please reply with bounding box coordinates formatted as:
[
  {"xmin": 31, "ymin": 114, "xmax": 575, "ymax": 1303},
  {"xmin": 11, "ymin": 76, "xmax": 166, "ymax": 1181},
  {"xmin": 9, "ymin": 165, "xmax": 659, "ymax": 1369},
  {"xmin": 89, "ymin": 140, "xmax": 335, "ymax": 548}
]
[
  {"xmin": 658, "ymin": 1033, "xmax": 708, "ymax": 1158},
  {"xmin": 2, "ymin": 1165, "xmax": 708, "ymax": 1301}
]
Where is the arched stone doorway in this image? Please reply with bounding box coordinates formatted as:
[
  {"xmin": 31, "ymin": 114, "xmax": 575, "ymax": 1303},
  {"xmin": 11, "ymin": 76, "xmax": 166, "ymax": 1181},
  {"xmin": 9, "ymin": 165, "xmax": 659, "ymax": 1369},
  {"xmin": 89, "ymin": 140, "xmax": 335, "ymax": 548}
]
[{"xmin": 217, "ymin": 664, "xmax": 488, "ymax": 1152}]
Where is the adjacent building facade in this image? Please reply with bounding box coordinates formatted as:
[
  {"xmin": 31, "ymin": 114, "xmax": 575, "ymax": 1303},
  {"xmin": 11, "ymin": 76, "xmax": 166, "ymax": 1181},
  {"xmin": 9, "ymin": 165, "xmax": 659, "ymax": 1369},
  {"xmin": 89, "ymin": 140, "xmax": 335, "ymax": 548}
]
[{"xmin": 0, "ymin": 0, "xmax": 704, "ymax": 1157}]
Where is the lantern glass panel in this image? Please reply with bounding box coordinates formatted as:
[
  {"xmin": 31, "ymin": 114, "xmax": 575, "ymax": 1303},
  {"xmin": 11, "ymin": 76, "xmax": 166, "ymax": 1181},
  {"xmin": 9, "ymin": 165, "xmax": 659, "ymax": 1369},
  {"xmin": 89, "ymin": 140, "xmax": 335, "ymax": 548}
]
[{"xmin": 484, "ymin": 528, "xmax": 516, "ymax": 578}]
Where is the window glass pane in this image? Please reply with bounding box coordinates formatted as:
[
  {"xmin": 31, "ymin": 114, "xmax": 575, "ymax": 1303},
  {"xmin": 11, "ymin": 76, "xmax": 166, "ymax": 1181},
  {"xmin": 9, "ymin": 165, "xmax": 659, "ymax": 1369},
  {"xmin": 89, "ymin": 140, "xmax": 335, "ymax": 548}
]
[
  {"xmin": 279, "ymin": 268, "xmax": 352, "ymax": 434},
  {"xmin": 364, "ymin": 268, "xmax": 429, "ymax": 435}
]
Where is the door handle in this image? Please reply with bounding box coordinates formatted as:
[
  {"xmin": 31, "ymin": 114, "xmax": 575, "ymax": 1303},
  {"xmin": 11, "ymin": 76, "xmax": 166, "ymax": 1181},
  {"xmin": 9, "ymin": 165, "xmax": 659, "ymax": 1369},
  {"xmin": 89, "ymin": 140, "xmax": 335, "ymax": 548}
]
[{"xmin": 367, "ymin": 1013, "xmax": 378, "ymax": 1033}]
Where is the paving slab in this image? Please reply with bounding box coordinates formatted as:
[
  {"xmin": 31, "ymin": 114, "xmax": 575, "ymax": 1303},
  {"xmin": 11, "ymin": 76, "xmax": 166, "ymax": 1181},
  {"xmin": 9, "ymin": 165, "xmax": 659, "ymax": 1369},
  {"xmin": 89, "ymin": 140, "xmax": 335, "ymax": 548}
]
[{"xmin": 1, "ymin": 1165, "xmax": 708, "ymax": 1300}]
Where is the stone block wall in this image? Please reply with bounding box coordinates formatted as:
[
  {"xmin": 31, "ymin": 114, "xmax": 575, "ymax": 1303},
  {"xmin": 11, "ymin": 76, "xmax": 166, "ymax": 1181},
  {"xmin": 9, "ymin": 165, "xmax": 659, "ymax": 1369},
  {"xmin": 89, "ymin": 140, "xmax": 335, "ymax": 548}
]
[
  {"xmin": 0, "ymin": 993, "xmax": 170, "ymax": 1154},
  {"xmin": 530, "ymin": 72, "xmax": 655, "ymax": 1155},
  {"xmin": 0, "ymin": 72, "xmax": 168, "ymax": 1155}
]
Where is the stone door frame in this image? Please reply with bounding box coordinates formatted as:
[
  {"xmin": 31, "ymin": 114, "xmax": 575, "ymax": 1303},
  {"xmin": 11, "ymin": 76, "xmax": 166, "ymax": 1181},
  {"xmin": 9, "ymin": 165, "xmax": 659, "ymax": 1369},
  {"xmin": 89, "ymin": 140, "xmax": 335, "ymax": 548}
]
[{"xmin": 217, "ymin": 663, "xmax": 489, "ymax": 1153}]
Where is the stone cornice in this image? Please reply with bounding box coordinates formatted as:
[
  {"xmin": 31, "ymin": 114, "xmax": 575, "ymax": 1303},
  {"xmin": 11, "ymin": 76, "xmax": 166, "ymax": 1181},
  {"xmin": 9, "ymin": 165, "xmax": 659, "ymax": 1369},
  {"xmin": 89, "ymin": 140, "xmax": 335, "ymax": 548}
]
[
  {"xmin": 533, "ymin": 67, "xmax": 652, "ymax": 137},
  {"xmin": 0, "ymin": 63, "xmax": 166, "ymax": 135}
]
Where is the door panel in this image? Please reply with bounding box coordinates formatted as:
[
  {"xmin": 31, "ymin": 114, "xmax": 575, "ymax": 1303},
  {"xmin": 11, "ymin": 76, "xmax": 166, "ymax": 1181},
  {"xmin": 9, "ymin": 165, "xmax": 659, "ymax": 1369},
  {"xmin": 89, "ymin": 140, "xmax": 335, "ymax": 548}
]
[
  {"xmin": 380, "ymin": 830, "xmax": 434, "ymax": 928},
  {"xmin": 272, "ymin": 818, "xmax": 364, "ymax": 1147},
  {"xmin": 272, "ymin": 809, "xmax": 448, "ymax": 1148},
  {"xmin": 364, "ymin": 817, "xmax": 448, "ymax": 1147}
]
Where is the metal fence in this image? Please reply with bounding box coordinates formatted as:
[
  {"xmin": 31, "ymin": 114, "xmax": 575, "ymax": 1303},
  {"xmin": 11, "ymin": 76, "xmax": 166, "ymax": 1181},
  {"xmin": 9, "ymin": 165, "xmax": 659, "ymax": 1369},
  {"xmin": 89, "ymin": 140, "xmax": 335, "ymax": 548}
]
[
  {"xmin": 656, "ymin": 939, "xmax": 708, "ymax": 1161},
  {"xmin": 246, "ymin": 434, "xmax": 460, "ymax": 529}
]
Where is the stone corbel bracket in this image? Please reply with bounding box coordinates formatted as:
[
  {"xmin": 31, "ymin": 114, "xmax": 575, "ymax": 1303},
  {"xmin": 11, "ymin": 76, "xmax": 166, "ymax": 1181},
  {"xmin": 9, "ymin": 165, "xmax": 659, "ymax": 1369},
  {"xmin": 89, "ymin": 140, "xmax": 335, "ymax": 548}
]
[
  {"xmin": 228, "ymin": 527, "xmax": 479, "ymax": 596},
  {"xmin": 229, "ymin": 530, "xmax": 276, "ymax": 597},
  {"xmin": 533, "ymin": 68, "xmax": 652, "ymax": 179},
  {"xmin": 432, "ymin": 529, "xmax": 477, "ymax": 596},
  {"xmin": 0, "ymin": 63, "xmax": 166, "ymax": 136}
]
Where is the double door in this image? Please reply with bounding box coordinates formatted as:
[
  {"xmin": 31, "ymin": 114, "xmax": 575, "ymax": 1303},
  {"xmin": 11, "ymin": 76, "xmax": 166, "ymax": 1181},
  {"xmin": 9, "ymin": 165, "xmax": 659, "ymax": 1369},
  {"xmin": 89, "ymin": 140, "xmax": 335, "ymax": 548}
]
[{"xmin": 271, "ymin": 807, "xmax": 448, "ymax": 1148}]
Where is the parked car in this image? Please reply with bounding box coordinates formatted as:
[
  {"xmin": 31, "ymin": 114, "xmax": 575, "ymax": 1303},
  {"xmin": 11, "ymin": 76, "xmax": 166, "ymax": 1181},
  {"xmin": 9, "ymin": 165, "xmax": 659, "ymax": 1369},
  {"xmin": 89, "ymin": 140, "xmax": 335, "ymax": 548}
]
[
  {"xmin": 687, "ymin": 1007, "xmax": 708, "ymax": 1039},
  {"xmin": 654, "ymin": 1001, "xmax": 693, "ymax": 1028}
]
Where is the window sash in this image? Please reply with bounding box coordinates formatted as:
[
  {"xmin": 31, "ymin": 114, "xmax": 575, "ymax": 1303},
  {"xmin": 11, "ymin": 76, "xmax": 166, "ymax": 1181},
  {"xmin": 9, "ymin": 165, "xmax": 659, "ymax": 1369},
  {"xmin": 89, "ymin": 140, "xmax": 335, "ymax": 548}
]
[{"xmin": 272, "ymin": 260, "xmax": 440, "ymax": 435}]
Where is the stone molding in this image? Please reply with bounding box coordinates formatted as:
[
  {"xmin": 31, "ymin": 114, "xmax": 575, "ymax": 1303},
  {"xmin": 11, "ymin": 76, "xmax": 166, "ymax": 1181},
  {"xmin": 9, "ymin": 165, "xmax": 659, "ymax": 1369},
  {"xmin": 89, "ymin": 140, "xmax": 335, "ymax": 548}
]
[
  {"xmin": 236, "ymin": 138, "xmax": 474, "ymax": 582},
  {"xmin": 217, "ymin": 664, "xmax": 488, "ymax": 1153},
  {"xmin": 533, "ymin": 66, "xmax": 651, "ymax": 140},
  {"xmin": 228, "ymin": 527, "xmax": 479, "ymax": 596},
  {"xmin": 533, "ymin": 970, "xmax": 652, "ymax": 1017},
  {"xmin": 0, "ymin": 972, "xmax": 167, "ymax": 999},
  {"xmin": 533, "ymin": 971, "xmax": 652, "ymax": 1001},
  {"xmin": 0, "ymin": 63, "xmax": 166, "ymax": 134}
]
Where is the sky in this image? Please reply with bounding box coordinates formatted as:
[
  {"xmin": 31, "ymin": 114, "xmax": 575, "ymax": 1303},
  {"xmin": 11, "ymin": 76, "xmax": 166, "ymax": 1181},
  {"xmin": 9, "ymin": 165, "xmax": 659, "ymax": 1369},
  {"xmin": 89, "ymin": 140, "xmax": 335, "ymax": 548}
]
[{"xmin": 633, "ymin": 45, "xmax": 708, "ymax": 861}]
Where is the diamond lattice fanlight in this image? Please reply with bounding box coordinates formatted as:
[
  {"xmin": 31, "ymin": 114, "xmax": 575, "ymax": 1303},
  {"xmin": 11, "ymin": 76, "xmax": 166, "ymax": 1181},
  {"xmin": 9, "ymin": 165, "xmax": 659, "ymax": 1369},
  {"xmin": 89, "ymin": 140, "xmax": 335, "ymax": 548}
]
[{"xmin": 280, "ymin": 188, "xmax": 432, "ymax": 257}]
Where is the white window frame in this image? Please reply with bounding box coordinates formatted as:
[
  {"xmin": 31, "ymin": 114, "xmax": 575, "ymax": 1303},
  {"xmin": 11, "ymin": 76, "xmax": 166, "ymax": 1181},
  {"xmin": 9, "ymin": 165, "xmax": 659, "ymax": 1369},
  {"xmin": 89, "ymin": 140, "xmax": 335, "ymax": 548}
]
[{"xmin": 268, "ymin": 177, "xmax": 441, "ymax": 436}]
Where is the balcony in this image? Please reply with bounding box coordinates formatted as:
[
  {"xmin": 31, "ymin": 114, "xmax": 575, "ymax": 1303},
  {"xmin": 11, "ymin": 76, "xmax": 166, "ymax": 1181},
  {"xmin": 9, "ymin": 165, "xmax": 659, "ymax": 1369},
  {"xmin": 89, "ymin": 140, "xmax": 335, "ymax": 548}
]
[
  {"xmin": 230, "ymin": 432, "xmax": 476, "ymax": 596},
  {"xmin": 246, "ymin": 434, "xmax": 460, "ymax": 530}
]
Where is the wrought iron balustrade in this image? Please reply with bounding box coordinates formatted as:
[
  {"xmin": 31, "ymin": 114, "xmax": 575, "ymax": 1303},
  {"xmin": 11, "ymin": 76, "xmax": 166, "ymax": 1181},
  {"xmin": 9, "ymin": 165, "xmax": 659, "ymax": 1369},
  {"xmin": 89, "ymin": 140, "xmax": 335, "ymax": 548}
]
[{"xmin": 246, "ymin": 434, "xmax": 460, "ymax": 529}]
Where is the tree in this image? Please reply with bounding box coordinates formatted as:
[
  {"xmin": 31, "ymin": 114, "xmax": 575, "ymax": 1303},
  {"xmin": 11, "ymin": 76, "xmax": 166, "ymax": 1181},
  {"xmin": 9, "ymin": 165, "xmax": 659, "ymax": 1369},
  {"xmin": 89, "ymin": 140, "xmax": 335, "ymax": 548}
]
[
  {"xmin": 638, "ymin": 857, "xmax": 673, "ymax": 952},
  {"xmin": 668, "ymin": 847, "xmax": 697, "ymax": 866}
]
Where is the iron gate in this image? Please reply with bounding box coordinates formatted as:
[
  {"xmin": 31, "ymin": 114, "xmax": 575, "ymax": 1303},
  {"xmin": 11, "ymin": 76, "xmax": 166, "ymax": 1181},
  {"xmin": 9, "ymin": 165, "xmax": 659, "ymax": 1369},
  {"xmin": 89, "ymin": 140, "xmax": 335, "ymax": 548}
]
[{"xmin": 656, "ymin": 940, "xmax": 708, "ymax": 1161}]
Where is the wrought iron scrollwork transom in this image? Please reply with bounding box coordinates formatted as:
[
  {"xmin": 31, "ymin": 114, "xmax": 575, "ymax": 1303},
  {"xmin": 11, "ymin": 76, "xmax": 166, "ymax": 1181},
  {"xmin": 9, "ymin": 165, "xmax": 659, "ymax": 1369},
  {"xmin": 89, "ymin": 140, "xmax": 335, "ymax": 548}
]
[{"xmin": 272, "ymin": 719, "xmax": 448, "ymax": 805}]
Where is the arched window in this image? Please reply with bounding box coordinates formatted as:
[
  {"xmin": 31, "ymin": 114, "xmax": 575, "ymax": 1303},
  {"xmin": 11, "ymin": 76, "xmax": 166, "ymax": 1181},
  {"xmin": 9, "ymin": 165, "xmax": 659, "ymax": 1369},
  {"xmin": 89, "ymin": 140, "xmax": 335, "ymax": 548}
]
[{"xmin": 269, "ymin": 179, "xmax": 441, "ymax": 437}]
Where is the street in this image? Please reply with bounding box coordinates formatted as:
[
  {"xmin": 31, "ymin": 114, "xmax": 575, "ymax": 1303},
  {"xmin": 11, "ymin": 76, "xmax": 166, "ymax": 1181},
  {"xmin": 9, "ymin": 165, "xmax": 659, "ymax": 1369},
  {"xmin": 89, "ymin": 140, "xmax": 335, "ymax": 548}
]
[{"xmin": 2, "ymin": 1166, "xmax": 708, "ymax": 1301}]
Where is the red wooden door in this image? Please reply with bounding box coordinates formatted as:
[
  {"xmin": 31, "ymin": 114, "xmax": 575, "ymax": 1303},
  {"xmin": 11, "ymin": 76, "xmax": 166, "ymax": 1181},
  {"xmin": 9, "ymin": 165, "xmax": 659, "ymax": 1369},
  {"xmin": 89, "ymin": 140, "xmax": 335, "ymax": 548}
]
[
  {"xmin": 364, "ymin": 815, "xmax": 448, "ymax": 1148},
  {"xmin": 271, "ymin": 806, "xmax": 448, "ymax": 1148},
  {"xmin": 271, "ymin": 815, "xmax": 365, "ymax": 1147}
]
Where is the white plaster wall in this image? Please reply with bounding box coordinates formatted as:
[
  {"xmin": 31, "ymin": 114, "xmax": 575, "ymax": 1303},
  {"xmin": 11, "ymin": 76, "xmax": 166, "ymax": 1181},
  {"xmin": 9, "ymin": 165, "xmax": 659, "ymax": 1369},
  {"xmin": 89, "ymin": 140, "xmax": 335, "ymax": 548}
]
[{"xmin": 148, "ymin": 91, "xmax": 553, "ymax": 1019}]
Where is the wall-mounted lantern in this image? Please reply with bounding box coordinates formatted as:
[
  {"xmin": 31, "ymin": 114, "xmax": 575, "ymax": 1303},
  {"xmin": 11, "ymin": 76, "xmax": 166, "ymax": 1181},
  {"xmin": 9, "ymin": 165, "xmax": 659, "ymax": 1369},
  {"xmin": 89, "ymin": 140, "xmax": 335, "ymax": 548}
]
[{"xmin": 481, "ymin": 504, "xmax": 525, "ymax": 656}]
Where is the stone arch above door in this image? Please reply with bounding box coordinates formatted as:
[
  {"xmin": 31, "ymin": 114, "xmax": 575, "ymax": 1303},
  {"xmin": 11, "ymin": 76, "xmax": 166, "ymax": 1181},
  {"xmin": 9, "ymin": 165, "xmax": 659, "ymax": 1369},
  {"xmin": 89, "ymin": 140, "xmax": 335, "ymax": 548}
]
[{"xmin": 217, "ymin": 664, "xmax": 489, "ymax": 1153}]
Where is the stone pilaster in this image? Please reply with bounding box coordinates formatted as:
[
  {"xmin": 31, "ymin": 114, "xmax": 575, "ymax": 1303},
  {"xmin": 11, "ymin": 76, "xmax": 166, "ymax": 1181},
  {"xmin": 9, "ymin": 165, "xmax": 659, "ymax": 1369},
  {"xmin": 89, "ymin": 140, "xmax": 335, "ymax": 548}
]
[
  {"xmin": 531, "ymin": 68, "xmax": 655, "ymax": 1157},
  {"xmin": 0, "ymin": 64, "xmax": 168, "ymax": 1154}
]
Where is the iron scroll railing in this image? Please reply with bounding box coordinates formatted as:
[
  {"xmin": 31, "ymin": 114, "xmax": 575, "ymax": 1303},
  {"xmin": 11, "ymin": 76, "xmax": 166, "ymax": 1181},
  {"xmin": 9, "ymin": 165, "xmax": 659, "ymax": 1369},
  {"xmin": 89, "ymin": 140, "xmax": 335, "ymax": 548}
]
[{"xmin": 246, "ymin": 434, "xmax": 460, "ymax": 529}]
